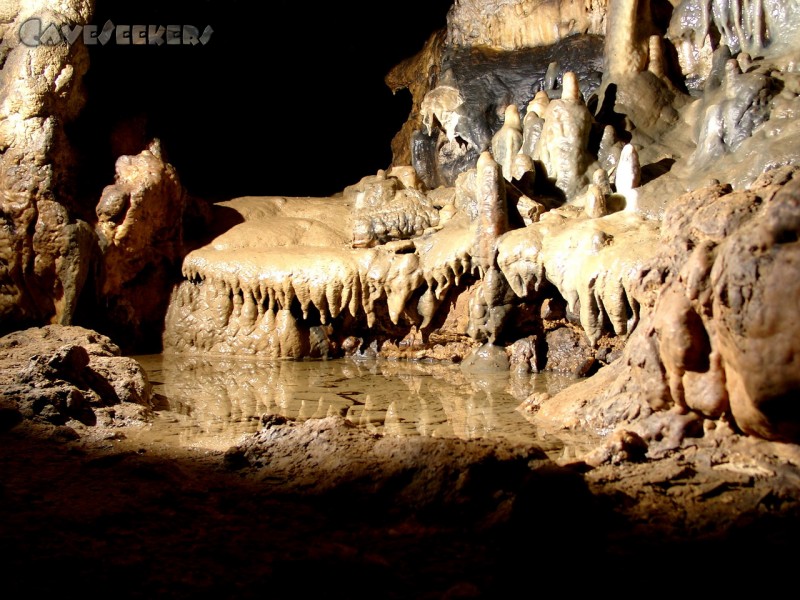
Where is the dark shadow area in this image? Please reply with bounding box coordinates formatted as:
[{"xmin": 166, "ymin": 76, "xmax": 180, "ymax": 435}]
[
  {"xmin": 71, "ymin": 0, "xmax": 453, "ymax": 203},
  {"xmin": 0, "ymin": 420, "xmax": 605, "ymax": 598},
  {"xmin": 4, "ymin": 418, "xmax": 799, "ymax": 598},
  {"xmin": 641, "ymin": 157, "xmax": 677, "ymax": 185}
]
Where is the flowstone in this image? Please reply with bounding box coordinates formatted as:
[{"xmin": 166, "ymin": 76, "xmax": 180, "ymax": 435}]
[{"xmin": 162, "ymin": 0, "xmax": 800, "ymax": 446}]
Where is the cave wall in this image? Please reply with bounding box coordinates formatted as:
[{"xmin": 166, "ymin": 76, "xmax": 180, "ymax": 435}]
[
  {"xmin": 0, "ymin": 1, "xmax": 204, "ymax": 350},
  {"xmin": 0, "ymin": 0, "xmax": 94, "ymax": 332}
]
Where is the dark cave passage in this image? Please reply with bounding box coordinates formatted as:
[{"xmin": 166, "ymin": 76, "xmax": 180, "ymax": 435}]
[{"xmin": 73, "ymin": 0, "xmax": 454, "ymax": 201}]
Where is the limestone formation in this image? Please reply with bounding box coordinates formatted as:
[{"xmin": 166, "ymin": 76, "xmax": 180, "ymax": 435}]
[
  {"xmin": 446, "ymin": 0, "xmax": 609, "ymax": 50},
  {"xmin": 491, "ymin": 104, "xmax": 524, "ymax": 181},
  {"xmin": 408, "ymin": 34, "xmax": 605, "ymax": 189},
  {"xmin": 667, "ymin": 0, "xmax": 800, "ymax": 87},
  {"xmin": 350, "ymin": 173, "xmax": 440, "ymax": 248},
  {"xmin": 472, "ymin": 152, "xmax": 508, "ymax": 273},
  {"xmin": 3, "ymin": 0, "xmax": 800, "ymax": 451},
  {"xmin": 420, "ymin": 86, "xmax": 467, "ymax": 145},
  {"xmin": 468, "ymin": 152, "xmax": 512, "ymax": 343},
  {"xmin": 534, "ymin": 71, "xmax": 595, "ymax": 199},
  {"xmin": 497, "ymin": 210, "xmax": 659, "ymax": 345},
  {"xmin": 0, "ymin": 325, "xmax": 152, "ymax": 427},
  {"xmin": 386, "ymin": 30, "xmax": 446, "ymax": 167},
  {"xmin": 160, "ymin": 0, "xmax": 800, "ymax": 444},
  {"xmin": 531, "ymin": 168, "xmax": 800, "ymax": 443},
  {"xmin": 94, "ymin": 140, "xmax": 188, "ymax": 348},
  {"xmin": 521, "ymin": 91, "xmax": 549, "ymax": 158},
  {"xmin": 597, "ymin": 125, "xmax": 623, "ymax": 183},
  {"xmin": 616, "ymin": 143, "xmax": 641, "ymax": 211},
  {"xmin": 0, "ymin": 0, "xmax": 94, "ymax": 332},
  {"xmin": 687, "ymin": 59, "xmax": 777, "ymax": 171},
  {"xmin": 583, "ymin": 184, "xmax": 607, "ymax": 218},
  {"xmin": 604, "ymin": 0, "xmax": 654, "ymax": 77}
]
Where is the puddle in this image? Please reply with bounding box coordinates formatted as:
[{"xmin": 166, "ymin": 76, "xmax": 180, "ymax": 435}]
[{"xmin": 131, "ymin": 354, "xmax": 582, "ymax": 456}]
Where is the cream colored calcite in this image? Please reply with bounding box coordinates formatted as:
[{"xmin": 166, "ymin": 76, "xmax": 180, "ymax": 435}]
[
  {"xmin": 164, "ymin": 193, "xmax": 480, "ymax": 356},
  {"xmin": 350, "ymin": 175, "xmax": 440, "ymax": 248},
  {"xmin": 420, "ymin": 86, "xmax": 466, "ymax": 145},
  {"xmin": 667, "ymin": 0, "xmax": 800, "ymax": 85},
  {"xmin": 447, "ymin": 0, "xmax": 608, "ymax": 50},
  {"xmin": 603, "ymin": 0, "xmax": 653, "ymax": 77},
  {"xmin": 529, "ymin": 169, "xmax": 800, "ymax": 444},
  {"xmin": 491, "ymin": 105, "xmax": 523, "ymax": 181},
  {"xmin": 616, "ymin": 143, "xmax": 641, "ymax": 212},
  {"xmin": 386, "ymin": 30, "xmax": 446, "ymax": 168},
  {"xmin": 473, "ymin": 151, "xmax": 508, "ymax": 271},
  {"xmin": 534, "ymin": 72, "xmax": 595, "ymax": 199},
  {"xmin": 497, "ymin": 211, "xmax": 660, "ymax": 344}
]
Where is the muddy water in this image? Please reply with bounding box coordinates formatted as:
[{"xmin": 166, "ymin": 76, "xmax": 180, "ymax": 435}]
[{"xmin": 132, "ymin": 354, "xmax": 582, "ymax": 457}]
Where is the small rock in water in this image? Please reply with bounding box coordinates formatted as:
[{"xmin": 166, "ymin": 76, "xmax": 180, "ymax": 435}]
[{"xmin": 460, "ymin": 343, "xmax": 509, "ymax": 373}]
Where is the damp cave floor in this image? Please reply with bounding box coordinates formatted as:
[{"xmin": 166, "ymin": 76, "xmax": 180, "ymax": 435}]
[{"xmin": 1, "ymin": 415, "xmax": 800, "ymax": 598}]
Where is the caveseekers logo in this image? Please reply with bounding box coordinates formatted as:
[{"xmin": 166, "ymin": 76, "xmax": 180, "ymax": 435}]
[{"xmin": 19, "ymin": 19, "xmax": 214, "ymax": 47}]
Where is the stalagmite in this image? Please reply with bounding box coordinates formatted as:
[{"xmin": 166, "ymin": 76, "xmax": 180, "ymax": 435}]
[
  {"xmin": 491, "ymin": 105, "xmax": 524, "ymax": 181},
  {"xmin": 511, "ymin": 153, "xmax": 535, "ymax": 182},
  {"xmin": 468, "ymin": 152, "xmax": 512, "ymax": 344},
  {"xmin": 535, "ymin": 71, "xmax": 594, "ymax": 200},
  {"xmin": 473, "ymin": 152, "xmax": 509, "ymax": 273},
  {"xmin": 584, "ymin": 185, "xmax": 608, "ymax": 218},
  {"xmin": 647, "ymin": 35, "xmax": 666, "ymax": 78},
  {"xmin": 544, "ymin": 61, "xmax": 560, "ymax": 91},
  {"xmin": 592, "ymin": 168, "xmax": 613, "ymax": 198},
  {"xmin": 521, "ymin": 91, "xmax": 549, "ymax": 158},
  {"xmin": 616, "ymin": 143, "xmax": 641, "ymax": 212},
  {"xmin": 605, "ymin": 0, "xmax": 653, "ymax": 77},
  {"xmin": 597, "ymin": 125, "xmax": 623, "ymax": 183},
  {"xmin": 562, "ymin": 70, "xmax": 580, "ymax": 103}
]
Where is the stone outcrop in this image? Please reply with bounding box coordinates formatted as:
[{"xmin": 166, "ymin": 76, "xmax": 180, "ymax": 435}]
[
  {"xmin": 530, "ymin": 167, "xmax": 800, "ymax": 443},
  {"xmin": 94, "ymin": 140, "xmax": 188, "ymax": 348},
  {"xmin": 0, "ymin": 324, "xmax": 152, "ymax": 429},
  {"xmin": 0, "ymin": 0, "xmax": 94, "ymax": 332},
  {"xmin": 386, "ymin": 30, "xmax": 447, "ymax": 168},
  {"xmin": 0, "ymin": 2, "xmax": 197, "ymax": 351},
  {"xmin": 446, "ymin": 0, "xmax": 608, "ymax": 50}
]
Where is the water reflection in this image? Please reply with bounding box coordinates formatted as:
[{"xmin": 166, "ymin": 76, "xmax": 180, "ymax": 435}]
[{"xmin": 134, "ymin": 354, "xmax": 579, "ymax": 452}]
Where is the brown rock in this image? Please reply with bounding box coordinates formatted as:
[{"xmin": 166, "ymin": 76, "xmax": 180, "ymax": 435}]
[
  {"xmin": 0, "ymin": 325, "xmax": 153, "ymax": 426},
  {"xmin": 0, "ymin": 1, "xmax": 94, "ymax": 332},
  {"xmin": 386, "ymin": 30, "xmax": 446, "ymax": 167},
  {"xmin": 95, "ymin": 141, "xmax": 187, "ymax": 349},
  {"xmin": 446, "ymin": 0, "xmax": 608, "ymax": 50},
  {"xmin": 712, "ymin": 176, "xmax": 800, "ymax": 441},
  {"xmin": 544, "ymin": 327, "xmax": 596, "ymax": 377}
]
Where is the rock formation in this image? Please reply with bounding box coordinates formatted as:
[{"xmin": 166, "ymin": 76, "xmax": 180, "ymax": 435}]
[
  {"xmin": 0, "ymin": 1, "xmax": 199, "ymax": 351},
  {"xmin": 1, "ymin": 0, "xmax": 800, "ymax": 449},
  {"xmin": 446, "ymin": 0, "xmax": 609, "ymax": 50},
  {"xmin": 0, "ymin": 324, "xmax": 152, "ymax": 430},
  {"xmin": 0, "ymin": 0, "xmax": 94, "ymax": 331},
  {"xmin": 158, "ymin": 0, "xmax": 800, "ymax": 446},
  {"xmin": 94, "ymin": 140, "xmax": 189, "ymax": 348}
]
